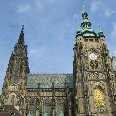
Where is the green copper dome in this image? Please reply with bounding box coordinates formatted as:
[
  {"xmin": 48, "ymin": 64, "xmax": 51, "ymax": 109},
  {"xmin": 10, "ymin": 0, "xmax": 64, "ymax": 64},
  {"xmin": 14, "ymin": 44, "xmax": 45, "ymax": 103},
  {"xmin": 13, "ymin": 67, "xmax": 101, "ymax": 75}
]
[
  {"xmin": 76, "ymin": 27, "xmax": 82, "ymax": 35},
  {"xmin": 98, "ymin": 28, "xmax": 105, "ymax": 37},
  {"xmin": 76, "ymin": 10, "xmax": 97, "ymax": 37}
]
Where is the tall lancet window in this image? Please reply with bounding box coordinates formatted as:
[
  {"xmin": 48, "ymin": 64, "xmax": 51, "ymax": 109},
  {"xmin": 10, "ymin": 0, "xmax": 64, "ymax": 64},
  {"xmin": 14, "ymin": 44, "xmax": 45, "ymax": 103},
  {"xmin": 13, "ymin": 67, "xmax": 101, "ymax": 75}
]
[
  {"xmin": 43, "ymin": 100, "xmax": 52, "ymax": 116},
  {"xmin": 28, "ymin": 98, "xmax": 36, "ymax": 116},
  {"xmin": 11, "ymin": 95, "xmax": 15, "ymax": 106},
  {"xmin": 13, "ymin": 59, "xmax": 19, "ymax": 83},
  {"xmin": 56, "ymin": 103, "xmax": 64, "ymax": 116},
  {"xmin": 28, "ymin": 105, "xmax": 36, "ymax": 116}
]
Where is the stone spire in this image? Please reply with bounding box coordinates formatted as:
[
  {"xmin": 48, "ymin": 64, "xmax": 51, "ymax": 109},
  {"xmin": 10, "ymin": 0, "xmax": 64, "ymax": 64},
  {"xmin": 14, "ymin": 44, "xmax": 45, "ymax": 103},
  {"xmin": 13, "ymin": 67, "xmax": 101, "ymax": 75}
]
[
  {"xmin": 18, "ymin": 25, "xmax": 24, "ymax": 44},
  {"xmin": 5, "ymin": 25, "xmax": 30, "ymax": 84}
]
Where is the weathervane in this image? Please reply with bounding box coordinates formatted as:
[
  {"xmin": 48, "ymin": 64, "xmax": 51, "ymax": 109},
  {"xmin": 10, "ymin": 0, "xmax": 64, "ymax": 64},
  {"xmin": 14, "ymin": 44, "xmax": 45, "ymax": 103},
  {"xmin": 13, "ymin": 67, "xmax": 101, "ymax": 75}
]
[{"xmin": 82, "ymin": 0, "xmax": 86, "ymax": 11}]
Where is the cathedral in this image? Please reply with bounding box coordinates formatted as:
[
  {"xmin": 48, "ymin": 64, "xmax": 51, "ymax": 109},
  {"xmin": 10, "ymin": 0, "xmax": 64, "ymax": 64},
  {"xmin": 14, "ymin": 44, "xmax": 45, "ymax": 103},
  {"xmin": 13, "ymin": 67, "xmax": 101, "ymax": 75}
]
[{"xmin": 0, "ymin": 9, "xmax": 116, "ymax": 116}]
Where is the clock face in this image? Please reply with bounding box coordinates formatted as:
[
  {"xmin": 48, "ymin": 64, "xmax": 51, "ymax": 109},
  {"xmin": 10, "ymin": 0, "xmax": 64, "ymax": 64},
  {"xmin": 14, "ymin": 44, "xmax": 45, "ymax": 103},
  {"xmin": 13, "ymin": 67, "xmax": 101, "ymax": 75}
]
[{"xmin": 89, "ymin": 53, "xmax": 97, "ymax": 60}]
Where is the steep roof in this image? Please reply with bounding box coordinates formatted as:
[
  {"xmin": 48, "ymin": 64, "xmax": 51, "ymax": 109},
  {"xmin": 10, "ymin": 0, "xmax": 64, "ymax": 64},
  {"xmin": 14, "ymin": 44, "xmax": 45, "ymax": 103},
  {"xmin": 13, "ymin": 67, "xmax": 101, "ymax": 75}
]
[
  {"xmin": 27, "ymin": 73, "xmax": 73, "ymax": 88},
  {"xmin": 0, "ymin": 105, "xmax": 23, "ymax": 116}
]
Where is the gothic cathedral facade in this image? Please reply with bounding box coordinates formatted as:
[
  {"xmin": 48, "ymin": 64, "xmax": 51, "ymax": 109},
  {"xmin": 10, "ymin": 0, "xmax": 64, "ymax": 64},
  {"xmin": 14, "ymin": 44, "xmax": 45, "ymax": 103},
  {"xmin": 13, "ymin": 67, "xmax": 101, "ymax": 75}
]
[{"xmin": 0, "ymin": 10, "xmax": 116, "ymax": 116}]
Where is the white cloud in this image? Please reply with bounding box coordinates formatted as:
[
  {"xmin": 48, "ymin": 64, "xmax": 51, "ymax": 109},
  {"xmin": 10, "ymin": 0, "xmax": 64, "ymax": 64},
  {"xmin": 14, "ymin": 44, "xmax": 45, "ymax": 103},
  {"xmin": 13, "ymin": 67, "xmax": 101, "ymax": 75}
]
[
  {"xmin": 29, "ymin": 48, "xmax": 40, "ymax": 58},
  {"xmin": 111, "ymin": 22, "xmax": 116, "ymax": 37},
  {"xmin": 105, "ymin": 8, "xmax": 116, "ymax": 17},
  {"xmin": 47, "ymin": 0, "xmax": 55, "ymax": 3},
  {"xmin": 34, "ymin": 0, "xmax": 44, "ymax": 11},
  {"xmin": 29, "ymin": 48, "xmax": 45, "ymax": 59},
  {"xmin": 91, "ymin": 0, "xmax": 100, "ymax": 12},
  {"xmin": 17, "ymin": 4, "xmax": 31, "ymax": 13},
  {"xmin": 72, "ymin": 14, "xmax": 79, "ymax": 20}
]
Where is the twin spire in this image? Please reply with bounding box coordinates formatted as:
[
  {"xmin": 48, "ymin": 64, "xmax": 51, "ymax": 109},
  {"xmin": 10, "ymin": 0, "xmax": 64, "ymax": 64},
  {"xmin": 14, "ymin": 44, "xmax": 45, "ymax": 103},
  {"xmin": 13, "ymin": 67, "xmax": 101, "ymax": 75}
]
[{"xmin": 18, "ymin": 8, "xmax": 104, "ymax": 39}]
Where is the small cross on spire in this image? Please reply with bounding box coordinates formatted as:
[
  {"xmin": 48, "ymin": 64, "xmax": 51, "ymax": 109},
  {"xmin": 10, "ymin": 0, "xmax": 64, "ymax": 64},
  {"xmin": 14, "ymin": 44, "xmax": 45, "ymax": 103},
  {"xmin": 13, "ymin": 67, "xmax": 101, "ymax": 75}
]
[{"xmin": 21, "ymin": 25, "xmax": 24, "ymax": 33}]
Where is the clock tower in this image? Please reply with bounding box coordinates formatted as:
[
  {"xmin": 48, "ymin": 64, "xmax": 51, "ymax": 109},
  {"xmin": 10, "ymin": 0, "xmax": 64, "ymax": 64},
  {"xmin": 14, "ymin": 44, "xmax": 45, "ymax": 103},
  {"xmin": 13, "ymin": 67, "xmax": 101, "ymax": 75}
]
[{"xmin": 73, "ymin": 10, "xmax": 116, "ymax": 116}]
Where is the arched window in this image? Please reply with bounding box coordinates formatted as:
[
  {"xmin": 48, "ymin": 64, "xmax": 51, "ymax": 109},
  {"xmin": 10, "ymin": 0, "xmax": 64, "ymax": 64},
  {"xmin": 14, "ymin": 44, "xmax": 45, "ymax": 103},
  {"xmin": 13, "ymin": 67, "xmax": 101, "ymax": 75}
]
[
  {"xmin": 94, "ymin": 87, "xmax": 105, "ymax": 108},
  {"xmin": 43, "ymin": 103, "xmax": 52, "ymax": 116},
  {"xmin": 28, "ymin": 105, "xmax": 36, "ymax": 116},
  {"xmin": 56, "ymin": 103, "xmax": 64, "ymax": 116},
  {"xmin": 11, "ymin": 95, "xmax": 15, "ymax": 106},
  {"xmin": 28, "ymin": 98, "xmax": 36, "ymax": 116}
]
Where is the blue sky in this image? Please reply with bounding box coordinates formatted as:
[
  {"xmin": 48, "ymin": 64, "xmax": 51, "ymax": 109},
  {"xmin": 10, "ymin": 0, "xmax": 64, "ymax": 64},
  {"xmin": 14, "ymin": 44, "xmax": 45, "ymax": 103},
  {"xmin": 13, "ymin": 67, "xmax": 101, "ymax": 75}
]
[{"xmin": 0, "ymin": 0, "xmax": 116, "ymax": 93}]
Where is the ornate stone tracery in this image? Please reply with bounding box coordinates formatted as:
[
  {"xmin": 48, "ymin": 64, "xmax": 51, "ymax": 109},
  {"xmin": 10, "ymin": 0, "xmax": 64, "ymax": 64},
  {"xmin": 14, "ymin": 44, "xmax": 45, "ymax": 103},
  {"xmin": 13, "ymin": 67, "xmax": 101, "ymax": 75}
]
[{"xmin": 0, "ymin": 7, "xmax": 116, "ymax": 116}]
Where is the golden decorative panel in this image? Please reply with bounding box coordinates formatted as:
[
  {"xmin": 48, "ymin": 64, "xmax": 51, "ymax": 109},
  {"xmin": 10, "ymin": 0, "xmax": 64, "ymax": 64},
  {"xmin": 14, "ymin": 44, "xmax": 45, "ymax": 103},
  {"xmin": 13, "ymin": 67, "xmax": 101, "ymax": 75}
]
[{"xmin": 94, "ymin": 88, "xmax": 105, "ymax": 108}]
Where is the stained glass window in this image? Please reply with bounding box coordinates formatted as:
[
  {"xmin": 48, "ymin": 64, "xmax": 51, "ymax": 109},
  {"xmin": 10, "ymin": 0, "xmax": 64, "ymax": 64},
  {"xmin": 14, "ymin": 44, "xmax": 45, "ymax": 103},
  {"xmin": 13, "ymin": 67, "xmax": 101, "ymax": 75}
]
[
  {"xmin": 28, "ymin": 105, "xmax": 36, "ymax": 116},
  {"xmin": 43, "ymin": 104, "xmax": 52, "ymax": 116},
  {"xmin": 56, "ymin": 103, "xmax": 64, "ymax": 116}
]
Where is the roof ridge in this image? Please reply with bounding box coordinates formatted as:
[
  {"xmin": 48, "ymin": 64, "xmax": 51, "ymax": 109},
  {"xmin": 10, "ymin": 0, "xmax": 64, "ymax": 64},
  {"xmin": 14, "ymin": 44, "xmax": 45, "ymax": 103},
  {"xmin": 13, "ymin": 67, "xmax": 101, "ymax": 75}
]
[{"xmin": 28, "ymin": 73, "xmax": 73, "ymax": 75}]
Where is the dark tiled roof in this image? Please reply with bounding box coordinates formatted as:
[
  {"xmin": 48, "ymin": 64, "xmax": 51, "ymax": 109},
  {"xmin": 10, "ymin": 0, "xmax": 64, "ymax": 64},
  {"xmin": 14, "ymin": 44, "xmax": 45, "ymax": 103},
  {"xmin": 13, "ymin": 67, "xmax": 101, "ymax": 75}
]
[
  {"xmin": 27, "ymin": 73, "xmax": 73, "ymax": 88},
  {"xmin": 0, "ymin": 105, "xmax": 23, "ymax": 116}
]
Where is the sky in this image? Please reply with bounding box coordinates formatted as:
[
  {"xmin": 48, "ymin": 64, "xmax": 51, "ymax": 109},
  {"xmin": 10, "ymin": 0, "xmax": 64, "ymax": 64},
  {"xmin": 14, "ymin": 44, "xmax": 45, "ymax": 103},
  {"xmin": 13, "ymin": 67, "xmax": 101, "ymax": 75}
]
[{"xmin": 0, "ymin": 0, "xmax": 116, "ymax": 93}]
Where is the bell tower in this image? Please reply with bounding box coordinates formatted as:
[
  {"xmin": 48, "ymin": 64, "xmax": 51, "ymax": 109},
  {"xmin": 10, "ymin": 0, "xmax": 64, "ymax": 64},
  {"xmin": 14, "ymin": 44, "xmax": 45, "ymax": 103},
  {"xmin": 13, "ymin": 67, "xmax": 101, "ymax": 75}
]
[
  {"xmin": 1, "ymin": 25, "xmax": 30, "ymax": 114},
  {"xmin": 73, "ymin": 9, "xmax": 116, "ymax": 116}
]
